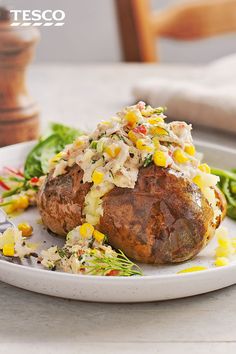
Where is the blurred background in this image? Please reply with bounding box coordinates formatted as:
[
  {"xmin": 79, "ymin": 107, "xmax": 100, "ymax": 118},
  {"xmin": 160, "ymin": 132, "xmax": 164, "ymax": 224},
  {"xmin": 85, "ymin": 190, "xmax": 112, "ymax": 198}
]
[{"xmin": 5, "ymin": 0, "xmax": 236, "ymax": 63}]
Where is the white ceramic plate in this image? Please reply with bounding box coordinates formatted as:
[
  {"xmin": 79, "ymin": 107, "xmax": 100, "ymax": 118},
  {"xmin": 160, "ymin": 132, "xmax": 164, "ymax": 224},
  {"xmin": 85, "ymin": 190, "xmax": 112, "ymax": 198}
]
[{"xmin": 0, "ymin": 141, "xmax": 236, "ymax": 303}]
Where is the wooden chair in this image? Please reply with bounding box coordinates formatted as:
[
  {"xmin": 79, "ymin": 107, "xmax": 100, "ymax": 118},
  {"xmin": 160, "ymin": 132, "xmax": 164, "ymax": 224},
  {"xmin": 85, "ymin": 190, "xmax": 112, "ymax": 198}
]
[{"xmin": 115, "ymin": 0, "xmax": 236, "ymax": 62}]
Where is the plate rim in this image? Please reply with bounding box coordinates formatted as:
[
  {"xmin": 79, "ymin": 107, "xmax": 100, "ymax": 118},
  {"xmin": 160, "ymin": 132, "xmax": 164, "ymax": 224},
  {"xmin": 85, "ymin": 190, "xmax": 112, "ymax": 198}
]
[{"xmin": 0, "ymin": 252, "xmax": 236, "ymax": 282}]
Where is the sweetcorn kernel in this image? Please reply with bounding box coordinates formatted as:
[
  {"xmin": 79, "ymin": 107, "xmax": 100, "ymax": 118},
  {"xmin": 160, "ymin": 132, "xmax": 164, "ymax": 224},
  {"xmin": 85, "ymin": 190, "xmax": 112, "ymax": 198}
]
[
  {"xmin": 150, "ymin": 126, "xmax": 168, "ymax": 136},
  {"xmin": 92, "ymin": 170, "xmax": 104, "ymax": 184},
  {"xmin": 231, "ymin": 238, "xmax": 236, "ymax": 249},
  {"xmin": 153, "ymin": 151, "xmax": 167, "ymax": 167},
  {"xmin": 93, "ymin": 230, "xmax": 105, "ymax": 243},
  {"xmin": 3, "ymin": 244, "xmax": 14, "ymax": 257},
  {"xmin": 215, "ymin": 257, "xmax": 229, "ymax": 267},
  {"xmin": 125, "ymin": 111, "xmax": 138, "ymax": 127},
  {"xmin": 184, "ymin": 144, "xmax": 195, "ymax": 156},
  {"xmin": 147, "ymin": 117, "xmax": 164, "ymax": 125},
  {"xmin": 217, "ymin": 235, "xmax": 231, "ymax": 248},
  {"xmin": 173, "ymin": 149, "xmax": 189, "ymax": 164},
  {"xmin": 215, "ymin": 228, "xmax": 234, "ymax": 257},
  {"xmin": 215, "ymin": 246, "xmax": 233, "ymax": 258},
  {"xmin": 6, "ymin": 195, "xmax": 30, "ymax": 214},
  {"xmin": 4, "ymin": 204, "xmax": 16, "ymax": 214},
  {"xmin": 136, "ymin": 139, "xmax": 153, "ymax": 152},
  {"xmin": 50, "ymin": 152, "xmax": 63, "ymax": 163},
  {"xmin": 128, "ymin": 130, "xmax": 138, "ymax": 143},
  {"xmin": 114, "ymin": 147, "xmax": 121, "ymax": 157},
  {"xmin": 80, "ymin": 223, "xmax": 94, "ymax": 238},
  {"xmin": 18, "ymin": 222, "xmax": 33, "ymax": 237},
  {"xmin": 104, "ymin": 146, "xmax": 121, "ymax": 158},
  {"xmin": 74, "ymin": 139, "xmax": 83, "ymax": 148},
  {"xmin": 152, "ymin": 137, "xmax": 160, "ymax": 150},
  {"xmin": 199, "ymin": 163, "xmax": 211, "ymax": 173},
  {"xmin": 193, "ymin": 175, "xmax": 203, "ymax": 189},
  {"xmin": 18, "ymin": 196, "xmax": 29, "ymax": 209},
  {"xmin": 104, "ymin": 146, "xmax": 113, "ymax": 157}
]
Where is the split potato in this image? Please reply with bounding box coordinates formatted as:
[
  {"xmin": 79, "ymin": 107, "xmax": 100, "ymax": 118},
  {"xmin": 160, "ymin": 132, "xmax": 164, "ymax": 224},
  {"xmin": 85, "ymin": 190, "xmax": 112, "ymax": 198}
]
[{"xmin": 37, "ymin": 163, "xmax": 226, "ymax": 264}]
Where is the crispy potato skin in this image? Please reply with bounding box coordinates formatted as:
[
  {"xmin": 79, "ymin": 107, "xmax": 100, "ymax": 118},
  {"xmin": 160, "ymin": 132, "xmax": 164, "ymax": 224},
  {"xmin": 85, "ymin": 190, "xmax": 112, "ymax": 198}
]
[
  {"xmin": 214, "ymin": 186, "xmax": 227, "ymax": 222},
  {"xmin": 99, "ymin": 165, "xmax": 216, "ymax": 264},
  {"xmin": 37, "ymin": 164, "xmax": 225, "ymax": 264},
  {"xmin": 37, "ymin": 164, "xmax": 91, "ymax": 236}
]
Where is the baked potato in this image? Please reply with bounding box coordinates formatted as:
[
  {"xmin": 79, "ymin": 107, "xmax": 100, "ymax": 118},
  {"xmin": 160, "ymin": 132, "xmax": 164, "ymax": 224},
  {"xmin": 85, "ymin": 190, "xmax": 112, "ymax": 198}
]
[
  {"xmin": 37, "ymin": 163, "xmax": 226, "ymax": 264},
  {"xmin": 37, "ymin": 102, "xmax": 227, "ymax": 265}
]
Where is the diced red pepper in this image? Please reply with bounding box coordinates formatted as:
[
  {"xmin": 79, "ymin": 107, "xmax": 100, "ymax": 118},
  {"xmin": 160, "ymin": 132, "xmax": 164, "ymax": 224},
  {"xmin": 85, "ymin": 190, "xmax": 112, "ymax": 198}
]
[
  {"xmin": 133, "ymin": 125, "xmax": 147, "ymax": 135},
  {"xmin": 30, "ymin": 177, "xmax": 39, "ymax": 183},
  {"xmin": 0, "ymin": 179, "xmax": 10, "ymax": 190},
  {"xmin": 106, "ymin": 269, "xmax": 120, "ymax": 276}
]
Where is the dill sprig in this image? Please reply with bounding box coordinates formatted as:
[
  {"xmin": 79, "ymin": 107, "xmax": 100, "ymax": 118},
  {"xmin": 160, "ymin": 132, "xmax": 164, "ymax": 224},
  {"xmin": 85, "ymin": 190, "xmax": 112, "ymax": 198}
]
[{"xmin": 86, "ymin": 249, "xmax": 143, "ymax": 276}]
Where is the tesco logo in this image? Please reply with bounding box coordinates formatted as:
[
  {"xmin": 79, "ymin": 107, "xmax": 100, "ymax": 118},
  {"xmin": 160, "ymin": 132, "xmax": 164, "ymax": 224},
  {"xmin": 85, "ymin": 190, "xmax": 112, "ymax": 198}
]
[{"xmin": 10, "ymin": 9, "xmax": 65, "ymax": 27}]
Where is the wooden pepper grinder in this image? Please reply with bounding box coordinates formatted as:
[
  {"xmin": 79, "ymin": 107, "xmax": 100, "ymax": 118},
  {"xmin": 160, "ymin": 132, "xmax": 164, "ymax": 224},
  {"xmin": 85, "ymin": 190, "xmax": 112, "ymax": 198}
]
[{"xmin": 0, "ymin": 7, "xmax": 40, "ymax": 146}]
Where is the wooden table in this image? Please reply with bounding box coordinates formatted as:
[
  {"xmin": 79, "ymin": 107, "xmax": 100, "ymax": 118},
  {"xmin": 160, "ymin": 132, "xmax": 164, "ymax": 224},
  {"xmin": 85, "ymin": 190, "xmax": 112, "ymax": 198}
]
[{"xmin": 1, "ymin": 64, "xmax": 236, "ymax": 354}]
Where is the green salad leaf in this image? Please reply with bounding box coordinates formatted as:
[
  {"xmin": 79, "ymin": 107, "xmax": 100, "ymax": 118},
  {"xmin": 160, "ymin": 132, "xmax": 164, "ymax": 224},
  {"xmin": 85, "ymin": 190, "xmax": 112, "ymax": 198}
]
[
  {"xmin": 227, "ymin": 205, "xmax": 236, "ymax": 219},
  {"xmin": 24, "ymin": 123, "xmax": 82, "ymax": 179},
  {"xmin": 211, "ymin": 167, "xmax": 236, "ymax": 220},
  {"xmin": 50, "ymin": 123, "xmax": 80, "ymax": 143}
]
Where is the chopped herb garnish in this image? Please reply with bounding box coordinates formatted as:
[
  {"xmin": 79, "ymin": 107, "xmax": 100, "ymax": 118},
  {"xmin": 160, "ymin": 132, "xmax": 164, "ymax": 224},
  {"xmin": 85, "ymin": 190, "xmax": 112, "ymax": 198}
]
[
  {"xmin": 90, "ymin": 141, "xmax": 98, "ymax": 149},
  {"xmin": 98, "ymin": 133, "xmax": 106, "ymax": 139},
  {"xmin": 153, "ymin": 106, "xmax": 166, "ymax": 114},
  {"xmin": 58, "ymin": 248, "xmax": 66, "ymax": 258},
  {"xmin": 143, "ymin": 154, "xmax": 153, "ymax": 167}
]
